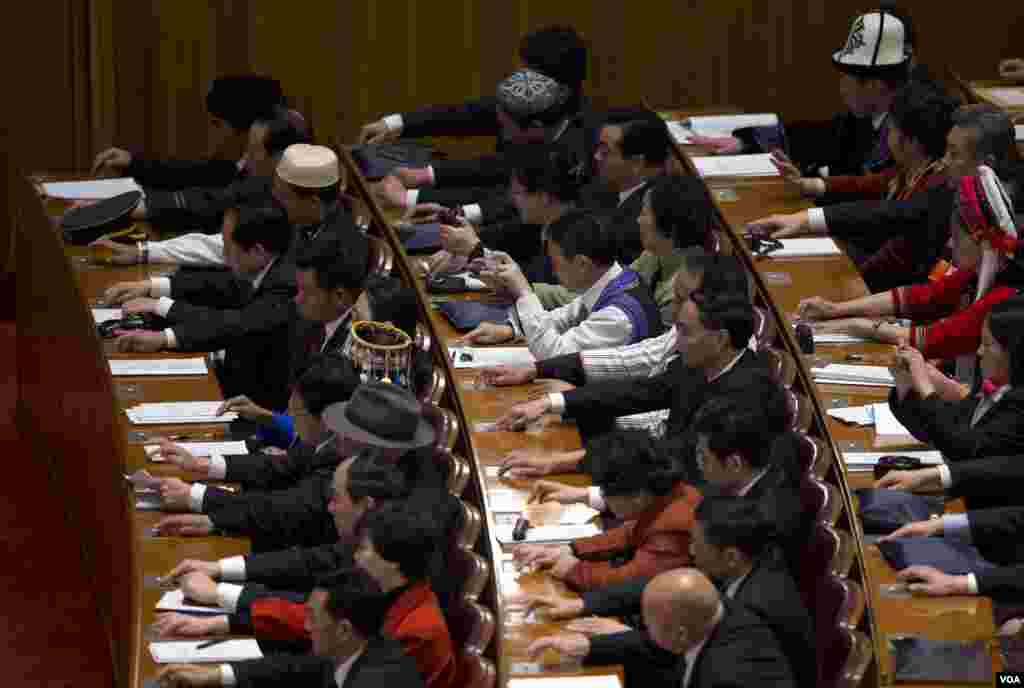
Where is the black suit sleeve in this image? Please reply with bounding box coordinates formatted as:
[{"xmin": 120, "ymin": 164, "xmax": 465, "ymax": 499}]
[
  {"xmin": 127, "ymin": 156, "xmax": 240, "ymax": 191},
  {"xmin": 821, "ymin": 190, "xmax": 932, "ymax": 243},
  {"xmin": 169, "ymin": 267, "xmax": 248, "ymax": 306},
  {"xmin": 889, "ymin": 389, "xmax": 1024, "ymax": 460},
  {"xmin": 244, "ymin": 541, "xmax": 354, "ymax": 591},
  {"xmin": 536, "ymin": 353, "xmax": 587, "ymax": 388},
  {"xmin": 966, "ymin": 506, "xmax": 1024, "ymax": 565},
  {"xmin": 222, "ymin": 442, "xmax": 338, "ymax": 492},
  {"xmin": 582, "ymin": 577, "xmax": 650, "ymax": 617},
  {"xmin": 231, "ymin": 653, "xmax": 335, "ymax": 688},
  {"xmin": 145, "ymin": 177, "xmax": 270, "ymax": 230},
  {"xmin": 948, "ymin": 455, "xmax": 1024, "ymax": 501},
  {"xmin": 430, "ymin": 153, "xmax": 510, "ymax": 189},
  {"xmin": 401, "ymin": 96, "xmax": 501, "ymax": 138},
  {"xmin": 975, "ymin": 565, "xmax": 1024, "ymax": 601},
  {"xmin": 562, "ymin": 363, "xmax": 683, "ymax": 420}
]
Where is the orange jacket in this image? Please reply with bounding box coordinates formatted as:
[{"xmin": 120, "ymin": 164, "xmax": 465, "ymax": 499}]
[
  {"xmin": 250, "ymin": 580, "xmax": 457, "ymax": 688},
  {"xmin": 565, "ymin": 482, "xmax": 702, "ymax": 591}
]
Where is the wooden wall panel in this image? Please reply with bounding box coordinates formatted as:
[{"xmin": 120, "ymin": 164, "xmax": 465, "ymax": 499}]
[{"xmin": 31, "ymin": 1, "xmax": 1023, "ymax": 171}]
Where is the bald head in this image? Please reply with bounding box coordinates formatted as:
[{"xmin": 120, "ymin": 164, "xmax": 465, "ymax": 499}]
[{"xmin": 642, "ymin": 569, "xmax": 723, "ymax": 655}]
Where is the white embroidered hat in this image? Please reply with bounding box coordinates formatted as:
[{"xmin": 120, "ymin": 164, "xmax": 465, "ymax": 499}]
[
  {"xmin": 833, "ymin": 9, "xmax": 912, "ymax": 75},
  {"xmin": 277, "ymin": 144, "xmax": 340, "ymax": 188}
]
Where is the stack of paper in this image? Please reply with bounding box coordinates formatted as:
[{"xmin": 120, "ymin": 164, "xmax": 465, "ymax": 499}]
[
  {"xmin": 509, "ymin": 677, "xmax": 622, "ymax": 688},
  {"xmin": 811, "ymin": 363, "xmax": 895, "ymax": 387},
  {"xmin": 494, "ymin": 523, "xmax": 601, "ymax": 544},
  {"xmin": 149, "ymin": 639, "xmax": 262, "ymax": 664},
  {"xmin": 156, "ymin": 590, "xmax": 228, "ymax": 615},
  {"xmin": 109, "ymin": 358, "xmax": 209, "ymax": 376},
  {"xmin": 41, "ymin": 177, "xmax": 142, "ymax": 200},
  {"xmin": 842, "ymin": 450, "xmax": 942, "ymax": 472},
  {"xmin": 127, "ymin": 402, "xmax": 237, "ymax": 425},
  {"xmin": 92, "ymin": 308, "xmax": 122, "ymax": 324},
  {"xmin": 448, "ymin": 346, "xmax": 536, "ymax": 369},
  {"xmin": 812, "ymin": 332, "xmax": 873, "ymax": 345},
  {"xmin": 873, "ymin": 401, "xmax": 918, "ymax": 440},
  {"xmin": 826, "ymin": 405, "xmax": 876, "ymax": 426},
  {"xmin": 145, "ymin": 441, "xmax": 248, "ymax": 461},
  {"xmin": 692, "ymin": 154, "xmax": 780, "ymax": 178},
  {"xmin": 669, "ymin": 114, "xmax": 779, "ymax": 144},
  {"xmin": 771, "ymin": 238, "xmax": 842, "ymax": 257}
]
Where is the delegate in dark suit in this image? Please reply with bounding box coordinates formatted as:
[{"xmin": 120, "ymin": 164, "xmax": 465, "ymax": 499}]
[
  {"xmin": 230, "ymin": 634, "xmax": 424, "ymax": 688},
  {"xmin": 946, "ymin": 454, "xmax": 1024, "ymax": 511}
]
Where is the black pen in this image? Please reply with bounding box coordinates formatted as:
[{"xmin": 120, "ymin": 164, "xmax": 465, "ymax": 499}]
[{"xmin": 196, "ymin": 638, "xmax": 231, "ymax": 650}]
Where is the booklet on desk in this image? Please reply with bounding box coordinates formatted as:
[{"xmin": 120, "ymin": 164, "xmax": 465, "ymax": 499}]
[
  {"xmin": 109, "ymin": 358, "xmax": 209, "ymax": 376},
  {"xmin": 772, "ymin": 238, "xmax": 842, "ymax": 257},
  {"xmin": 842, "ymin": 450, "xmax": 942, "ymax": 471},
  {"xmin": 692, "ymin": 153, "xmax": 780, "ymax": 178},
  {"xmin": 494, "ymin": 523, "xmax": 600, "ymax": 544},
  {"xmin": 509, "ymin": 677, "xmax": 622, "ymax": 688},
  {"xmin": 41, "ymin": 177, "xmax": 142, "ymax": 200},
  {"xmin": 149, "ymin": 639, "xmax": 262, "ymax": 664}
]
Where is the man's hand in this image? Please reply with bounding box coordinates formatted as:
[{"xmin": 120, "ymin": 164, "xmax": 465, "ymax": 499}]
[
  {"xmin": 409, "ymin": 202, "xmax": 448, "ymax": 223},
  {"xmin": 528, "ymin": 480, "xmax": 589, "ymax": 505},
  {"xmin": 392, "ymin": 166, "xmax": 433, "ymax": 189},
  {"xmin": 371, "ymin": 174, "xmax": 410, "ymax": 211},
  {"xmin": 897, "ymin": 566, "xmax": 972, "ymax": 597},
  {"xmin": 875, "ymin": 467, "xmax": 943, "ymax": 493},
  {"xmin": 549, "ymin": 549, "xmax": 581, "ymax": 580},
  {"xmin": 567, "ymin": 617, "xmax": 633, "ymax": 636},
  {"xmin": 796, "ymin": 296, "xmax": 839, "ymax": 321},
  {"xmin": 523, "ymin": 594, "xmax": 585, "ymax": 621},
  {"xmin": 89, "ymin": 239, "xmax": 141, "ymax": 265},
  {"xmin": 479, "ymin": 365, "xmax": 537, "ymax": 387},
  {"xmin": 154, "ymin": 514, "xmax": 215, "ymax": 537},
  {"xmin": 745, "ymin": 213, "xmax": 808, "ymax": 240},
  {"xmin": 462, "ymin": 322, "xmax": 515, "ymax": 346},
  {"xmin": 216, "ymin": 395, "xmax": 274, "ymax": 424},
  {"xmin": 152, "ymin": 612, "xmax": 229, "ymax": 638},
  {"xmin": 480, "ymin": 257, "xmax": 531, "ymax": 299},
  {"xmin": 358, "ymin": 119, "xmax": 401, "ymax": 145},
  {"xmin": 104, "ymin": 280, "xmax": 151, "ymax": 305},
  {"xmin": 499, "ymin": 449, "xmax": 570, "ymax": 478},
  {"xmin": 999, "ymin": 58, "xmax": 1024, "ymax": 82},
  {"xmin": 92, "ymin": 147, "xmax": 133, "ymax": 176},
  {"xmin": 180, "ymin": 572, "xmax": 220, "ymax": 605},
  {"xmin": 894, "ymin": 345, "xmax": 935, "ymax": 398},
  {"xmin": 116, "ymin": 331, "xmax": 168, "ymax": 353},
  {"xmin": 495, "ymin": 397, "xmax": 551, "ymax": 431},
  {"xmin": 771, "ymin": 150, "xmax": 825, "ymax": 197},
  {"xmin": 158, "ymin": 478, "xmax": 194, "ymax": 512},
  {"xmin": 157, "ymin": 664, "xmax": 222, "ymax": 688},
  {"xmin": 165, "ymin": 558, "xmax": 221, "ymax": 582},
  {"xmin": 881, "ymin": 518, "xmax": 945, "ymax": 541},
  {"xmin": 513, "ymin": 544, "xmax": 569, "ymax": 568},
  {"xmin": 158, "ymin": 442, "xmax": 212, "ymax": 474},
  {"xmin": 122, "ymin": 297, "xmax": 162, "ymax": 316},
  {"xmin": 440, "ymin": 219, "xmax": 480, "ymax": 256},
  {"xmin": 526, "ymin": 633, "xmax": 590, "ymax": 664}
]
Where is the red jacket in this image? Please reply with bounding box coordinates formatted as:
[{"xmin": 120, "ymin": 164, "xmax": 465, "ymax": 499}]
[
  {"xmin": 250, "ymin": 580, "xmax": 457, "ymax": 688},
  {"xmin": 565, "ymin": 482, "xmax": 702, "ymax": 591}
]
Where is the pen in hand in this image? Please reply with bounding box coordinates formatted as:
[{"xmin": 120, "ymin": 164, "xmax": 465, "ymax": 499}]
[{"xmin": 196, "ymin": 638, "xmax": 231, "ymax": 650}]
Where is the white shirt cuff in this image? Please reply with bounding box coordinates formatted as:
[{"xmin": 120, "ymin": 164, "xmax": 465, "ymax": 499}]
[
  {"xmin": 156, "ymin": 296, "xmax": 175, "ymax": 318},
  {"xmin": 966, "ymin": 573, "xmax": 979, "ymax": 595},
  {"xmin": 217, "ymin": 583, "xmax": 245, "ymax": 613},
  {"xmin": 218, "ymin": 556, "xmax": 247, "ymax": 582},
  {"xmin": 806, "ymin": 207, "xmax": 827, "ymax": 232},
  {"xmin": 208, "ymin": 453, "xmax": 227, "ymax": 480},
  {"xmin": 163, "ymin": 328, "xmax": 178, "ymax": 350},
  {"xmin": 587, "ymin": 486, "xmax": 607, "ymax": 512},
  {"xmin": 548, "ymin": 393, "xmax": 565, "ymax": 415},
  {"xmin": 426, "ymin": 165, "xmax": 436, "ymax": 185},
  {"xmin": 383, "ymin": 114, "xmax": 403, "ymax": 132},
  {"xmin": 220, "ymin": 664, "xmax": 236, "ymax": 687},
  {"xmin": 188, "ymin": 484, "xmax": 208, "ymax": 513},
  {"xmin": 150, "ymin": 277, "xmax": 172, "ymax": 297},
  {"xmin": 462, "ymin": 204, "xmax": 483, "ymax": 224},
  {"xmin": 938, "ymin": 464, "xmax": 953, "ymax": 489},
  {"xmin": 406, "ymin": 189, "xmax": 420, "ymax": 207}
]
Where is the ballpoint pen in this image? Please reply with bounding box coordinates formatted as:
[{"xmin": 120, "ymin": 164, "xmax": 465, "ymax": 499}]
[{"xmin": 196, "ymin": 638, "xmax": 231, "ymax": 650}]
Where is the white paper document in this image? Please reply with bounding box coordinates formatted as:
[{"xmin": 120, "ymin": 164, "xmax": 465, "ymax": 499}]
[
  {"xmin": 156, "ymin": 590, "xmax": 228, "ymax": 615},
  {"xmin": 448, "ymin": 346, "xmax": 536, "ymax": 369},
  {"xmin": 842, "ymin": 450, "xmax": 943, "ymax": 469},
  {"xmin": 771, "ymin": 238, "xmax": 842, "ymax": 257},
  {"xmin": 559, "ymin": 504, "xmax": 601, "ymax": 526},
  {"xmin": 149, "ymin": 639, "xmax": 263, "ymax": 664},
  {"xmin": 692, "ymin": 154, "xmax": 780, "ymax": 178},
  {"xmin": 145, "ymin": 441, "xmax": 248, "ymax": 460},
  {"xmin": 92, "ymin": 308, "xmax": 122, "ymax": 324},
  {"xmin": 109, "ymin": 358, "xmax": 209, "ymax": 376},
  {"xmin": 872, "ymin": 401, "xmax": 914, "ymax": 437},
  {"xmin": 811, "ymin": 363, "xmax": 895, "ymax": 387},
  {"xmin": 488, "ymin": 490, "xmax": 527, "ymax": 513},
  {"xmin": 669, "ymin": 114, "xmax": 779, "ymax": 143},
  {"xmin": 127, "ymin": 401, "xmax": 237, "ymax": 425},
  {"xmin": 1017, "ymin": 125, "xmax": 1024, "ymax": 142},
  {"xmin": 813, "ymin": 332, "xmax": 873, "ymax": 344},
  {"xmin": 494, "ymin": 523, "xmax": 601, "ymax": 544},
  {"xmin": 977, "ymin": 87, "xmax": 1024, "ymax": 107},
  {"xmin": 42, "ymin": 177, "xmax": 142, "ymax": 200},
  {"xmin": 827, "ymin": 405, "xmax": 876, "ymax": 426},
  {"xmin": 510, "ymin": 678, "xmax": 622, "ymax": 688}
]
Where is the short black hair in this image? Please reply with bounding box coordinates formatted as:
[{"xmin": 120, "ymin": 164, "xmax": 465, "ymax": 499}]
[
  {"xmin": 546, "ymin": 209, "xmax": 618, "ymax": 266},
  {"xmin": 646, "ymin": 175, "xmax": 715, "ymax": 249},
  {"xmin": 295, "ymin": 231, "xmax": 369, "ymax": 292},
  {"xmin": 231, "ymin": 203, "xmax": 293, "ymax": 256},
  {"xmin": 695, "ymin": 496, "xmax": 777, "ymax": 559},
  {"xmin": 295, "ymin": 354, "xmax": 361, "ymax": 417},
  {"xmin": 206, "ymin": 74, "xmax": 285, "ymax": 131},
  {"xmin": 317, "ymin": 567, "xmax": 389, "ymax": 638},
  {"xmin": 519, "ymin": 26, "xmax": 587, "ymax": 92},
  {"xmin": 621, "ymin": 118, "xmax": 672, "ymax": 166},
  {"xmin": 699, "ymin": 255, "xmax": 750, "ymax": 301},
  {"xmin": 587, "ymin": 429, "xmax": 683, "ymax": 497},
  {"xmin": 357, "ymin": 500, "xmax": 440, "ymax": 581},
  {"xmin": 952, "ymin": 105, "xmax": 1019, "ymax": 182},
  {"xmin": 987, "ymin": 295, "xmax": 1024, "ymax": 386},
  {"xmin": 692, "ymin": 374, "xmax": 790, "ymax": 469},
  {"xmin": 888, "ymin": 81, "xmax": 958, "ymax": 160},
  {"xmin": 508, "ymin": 144, "xmax": 581, "ymax": 204},
  {"xmin": 259, "ymin": 106, "xmax": 313, "ymax": 158},
  {"xmin": 364, "ymin": 274, "xmax": 419, "ymax": 341}
]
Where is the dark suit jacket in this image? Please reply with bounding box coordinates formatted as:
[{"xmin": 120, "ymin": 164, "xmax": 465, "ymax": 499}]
[
  {"xmin": 230, "ymin": 634, "xmax": 424, "ymax": 688},
  {"xmin": 961, "ymin": 506, "xmax": 1024, "ymax": 602},
  {"xmin": 207, "ymin": 439, "xmax": 341, "ymax": 495},
  {"xmin": 145, "ymin": 175, "xmax": 271, "ymax": 233},
  {"xmin": 167, "ymin": 257, "xmax": 298, "ymax": 412},
  {"xmin": 583, "ymin": 548, "xmax": 814, "ymax": 688},
  {"xmin": 947, "ymin": 454, "xmax": 1024, "ymax": 511},
  {"xmin": 126, "ymin": 155, "xmax": 242, "ymax": 191},
  {"xmin": 785, "ymin": 112, "xmax": 891, "ymax": 180},
  {"xmin": 889, "ymin": 386, "xmax": 1024, "ymax": 462}
]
